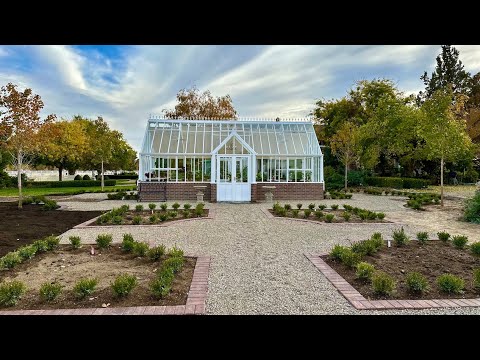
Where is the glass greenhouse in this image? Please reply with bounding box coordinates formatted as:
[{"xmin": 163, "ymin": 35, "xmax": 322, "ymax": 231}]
[{"xmin": 138, "ymin": 117, "xmax": 324, "ymax": 202}]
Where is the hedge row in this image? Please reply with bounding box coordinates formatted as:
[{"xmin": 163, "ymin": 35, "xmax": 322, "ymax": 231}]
[
  {"xmin": 27, "ymin": 180, "xmax": 117, "ymax": 188},
  {"xmin": 104, "ymin": 175, "xmax": 138, "ymax": 180},
  {"xmin": 364, "ymin": 177, "xmax": 429, "ymax": 189}
]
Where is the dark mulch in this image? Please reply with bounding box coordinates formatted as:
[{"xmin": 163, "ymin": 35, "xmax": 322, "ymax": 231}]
[
  {"xmin": 322, "ymin": 241, "xmax": 480, "ymax": 300},
  {"xmin": 0, "ymin": 245, "xmax": 196, "ymax": 310},
  {"xmin": 0, "ymin": 202, "xmax": 102, "ymax": 256}
]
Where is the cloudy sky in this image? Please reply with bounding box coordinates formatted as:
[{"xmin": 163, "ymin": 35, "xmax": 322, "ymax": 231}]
[{"xmin": 1, "ymin": 45, "xmax": 480, "ymax": 152}]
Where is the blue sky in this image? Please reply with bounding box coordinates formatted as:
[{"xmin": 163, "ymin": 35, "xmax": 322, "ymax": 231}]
[{"xmin": 1, "ymin": 45, "xmax": 480, "ymax": 152}]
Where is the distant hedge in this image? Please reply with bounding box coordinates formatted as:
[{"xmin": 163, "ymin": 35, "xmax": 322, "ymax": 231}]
[
  {"xmin": 106, "ymin": 175, "xmax": 138, "ymax": 180},
  {"xmin": 364, "ymin": 177, "xmax": 429, "ymax": 189},
  {"xmin": 27, "ymin": 180, "xmax": 117, "ymax": 188}
]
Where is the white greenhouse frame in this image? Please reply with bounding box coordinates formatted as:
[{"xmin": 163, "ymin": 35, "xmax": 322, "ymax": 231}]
[{"xmin": 139, "ymin": 117, "xmax": 324, "ymax": 189}]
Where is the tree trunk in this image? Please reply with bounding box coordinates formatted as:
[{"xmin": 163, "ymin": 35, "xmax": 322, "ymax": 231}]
[
  {"xmin": 17, "ymin": 150, "xmax": 23, "ymax": 209},
  {"xmin": 58, "ymin": 165, "xmax": 63, "ymax": 181},
  {"xmin": 101, "ymin": 159, "xmax": 104, "ymax": 191},
  {"xmin": 440, "ymin": 156, "xmax": 444, "ymax": 207},
  {"xmin": 344, "ymin": 162, "xmax": 348, "ymax": 192}
]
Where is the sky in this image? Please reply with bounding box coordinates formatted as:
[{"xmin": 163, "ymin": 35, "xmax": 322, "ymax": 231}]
[{"xmin": 1, "ymin": 45, "xmax": 480, "ymax": 152}]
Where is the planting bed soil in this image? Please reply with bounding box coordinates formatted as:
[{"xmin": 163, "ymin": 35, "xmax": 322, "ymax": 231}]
[
  {"xmin": 92, "ymin": 209, "xmax": 209, "ymax": 226},
  {"xmin": 0, "ymin": 245, "xmax": 196, "ymax": 310},
  {"xmin": 323, "ymin": 241, "xmax": 480, "ymax": 300},
  {"xmin": 268, "ymin": 209, "xmax": 388, "ymax": 223},
  {"xmin": 0, "ymin": 202, "xmax": 102, "ymax": 256}
]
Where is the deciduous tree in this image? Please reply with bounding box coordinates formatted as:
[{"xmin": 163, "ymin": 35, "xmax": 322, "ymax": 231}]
[
  {"xmin": 163, "ymin": 86, "xmax": 237, "ymax": 119},
  {"xmin": 0, "ymin": 83, "xmax": 55, "ymax": 208},
  {"xmin": 330, "ymin": 122, "xmax": 360, "ymax": 191}
]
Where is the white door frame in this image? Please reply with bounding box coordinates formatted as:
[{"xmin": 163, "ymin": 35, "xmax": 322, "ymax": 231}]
[{"xmin": 216, "ymin": 155, "xmax": 251, "ymax": 202}]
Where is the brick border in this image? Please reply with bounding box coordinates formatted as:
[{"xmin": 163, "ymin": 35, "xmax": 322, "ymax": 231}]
[
  {"xmin": 74, "ymin": 208, "xmax": 215, "ymax": 229},
  {"xmin": 0, "ymin": 256, "xmax": 211, "ymax": 315},
  {"xmin": 262, "ymin": 208, "xmax": 394, "ymax": 225},
  {"xmin": 305, "ymin": 253, "xmax": 480, "ymax": 310}
]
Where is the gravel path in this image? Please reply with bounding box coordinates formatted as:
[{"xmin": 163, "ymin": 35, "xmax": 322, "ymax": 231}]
[{"xmin": 58, "ymin": 194, "xmax": 480, "ymax": 315}]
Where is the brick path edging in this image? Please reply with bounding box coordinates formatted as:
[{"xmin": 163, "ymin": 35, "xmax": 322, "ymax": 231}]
[
  {"xmin": 0, "ymin": 256, "xmax": 211, "ymax": 316},
  {"xmin": 262, "ymin": 208, "xmax": 396, "ymax": 226},
  {"xmin": 305, "ymin": 253, "xmax": 480, "ymax": 310},
  {"xmin": 74, "ymin": 208, "xmax": 215, "ymax": 229}
]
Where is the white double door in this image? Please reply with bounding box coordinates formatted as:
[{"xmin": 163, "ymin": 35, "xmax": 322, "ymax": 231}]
[{"xmin": 217, "ymin": 155, "xmax": 251, "ymax": 202}]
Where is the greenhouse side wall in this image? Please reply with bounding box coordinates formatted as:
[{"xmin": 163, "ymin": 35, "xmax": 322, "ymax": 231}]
[{"xmin": 252, "ymin": 183, "xmax": 324, "ymax": 201}]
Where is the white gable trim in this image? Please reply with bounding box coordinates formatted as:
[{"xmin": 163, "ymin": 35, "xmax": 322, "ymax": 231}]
[{"xmin": 211, "ymin": 129, "xmax": 256, "ymax": 155}]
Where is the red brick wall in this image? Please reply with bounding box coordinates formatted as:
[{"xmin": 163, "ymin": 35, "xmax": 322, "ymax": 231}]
[
  {"xmin": 139, "ymin": 182, "xmax": 211, "ymax": 201},
  {"xmin": 252, "ymin": 182, "xmax": 324, "ymax": 201},
  {"xmin": 210, "ymin": 184, "xmax": 217, "ymax": 202}
]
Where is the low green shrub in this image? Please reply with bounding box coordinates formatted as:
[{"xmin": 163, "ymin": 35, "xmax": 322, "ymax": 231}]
[
  {"xmin": 121, "ymin": 233, "xmax": 135, "ymax": 252},
  {"xmin": 160, "ymin": 203, "xmax": 168, "ymax": 211},
  {"xmin": 168, "ymin": 211, "xmax": 177, "ymax": 218},
  {"xmin": 147, "ymin": 245, "xmax": 166, "ymax": 261},
  {"xmin": 148, "ymin": 203, "xmax": 156, "ymax": 212},
  {"xmin": 437, "ymin": 231, "xmax": 450, "ymax": 243},
  {"xmin": 132, "ymin": 215, "xmax": 142, "ymax": 225},
  {"xmin": 276, "ymin": 208, "xmax": 286, "ymax": 217},
  {"xmin": 308, "ymin": 203, "xmax": 315, "ymax": 210},
  {"xmin": 416, "ymin": 232, "xmax": 429, "ymax": 244},
  {"xmin": 372, "ymin": 271, "xmax": 396, "ymax": 296},
  {"xmin": 133, "ymin": 242, "xmax": 149, "ymax": 257},
  {"xmin": 159, "ymin": 214, "xmax": 168, "ymax": 222},
  {"xmin": 318, "ymin": 204, "xmax": 327, "ymax": 210},
  {"xmin": 150, "ymin": 273, "xmax": 173, "ymax": 299},
  {"xmin": 183, "ymin": 203, "xmax": 192, "ymax": 210},
  {"xmin": 82, "ymin": 174, "xmax": 90, "ymax": 180},
  {"xmin": 376, "ymin": 212, "xmax": 385, "ymax": 220},
  {"xmin": 284, "ymin": 204, "xmax": 292, "ymax": 210},
  {"xmin": 0, "ymin": 252, "xmax": 22, "ymax": 269},
  {"xmin": 367, "ymin": 211, "xmax": 377, "ymax": 220},
  {"xmin": 17, "ymin": 245, "xmax": 37, "ymax": 261},
  {"xmin": 167, "ymin": 246, "xmax": 184, "ymax": 258},
  {"xmin": 296, "ymin": 203, "xmax": 303, "ymax": 209},
  {"xmin": 96, "ymin": 234, "xmax": 113, "ymax": 249},
  {"xmin": 315, "ymin": 211, "xmax": 324, "ymax": 219},
  {"xmin": 464, "ymin": 192, "xmax": 480, "ymax": 224},
  {"xmin": 393, "ymin": 227, "xmax": 410, "ymax": 247},
  {"xmin": 163, "ymin": 256, "xmax": 185, "ymax": 274},
  {"xmin": 45, "ymin": 235, "xmax": 60, "ymax": 250},
  {"xmin": 0, "ymin": 281, "xmax": 26, "ymax": 307},
  {"xmin": 343, "ymin": 204, "xmax": 353, "ymax": 211},
  {"xmin": 112, "ymin": 215, "xmax": 123, "ymax": 224},
  {"xmin": 356, "ymin": 262, "xmax": 375, "ymax": 281},
  {"xmin": 172, "ymin": 202, "xmax": 180, "ymax": 210},
  {"xmin": 471, "ymin": 242, "xmax": 480, "ymax": 256},
  {"xmin": 292, "ymin": 209, "xmax": 299, "ymax": 218},
  {"xmin": 43, "ymin": 199, "xmax": 59, "ymax": 211},
  {"xmin": 33, "ymin": 239, "xmax": 49, "ymax": 253},
  {"xmin": 342, "ymin": 212, "xmax": 351, "ymax": 221},
  {"xmin": 329, "ymin": 244, "xmax": 349, "ymax": 261},
  {"xmin": 111, "ymin": 274, "xmax": 137, "ymax": 297},
  {"xmin": 452, "ymin": 235, "xmax": 468, "ymax": 249},
  {"xmin": 182, "ymin": 209, "xmax": 190, "ymax": 218},
  {"xmin": 149, "ymin": 215, "xmax": 157, "ymax": 224},
  {"xmin": 406, "ymin": 272, "xmax": 429, "ymax": 294},
  {"xmin": 135, "ymin": 204, "xmax": 144, "ymax": 212},
  {"xmin": 351, "ymin": 239, "xmax": 377, "ymax": 256},
  {"xmin": 39, "ymin": 282, "xmax": 62, "ymax": 302},
  {"xmin": 325, "ymin": 214, "xmax": 335, "ymax": 223},
  {"xmin": 73, "ymin": 278, "xmax": 98, "ymax": 299},
  {"xmin": 370, "ymin": 233, "xmax": 384, "ymax": 249},
  {"xmin": 339, "ymin": 248, "xmax": 362, "ymax": 268},
  {"xmin": 195, "ymin": 203, "xmax": 205, "ymax": 217},
  {"xmin": 303, "ymin": 209, "xmax": 312, "ymax": 218},
  {"xmin": 345, "ymin": 194, "xmax": 352, "ymax": 199},
  {"xmin": 68, "ymin": 236, "xmax": 81, "ymax": 249},
  {"xmin": 331, "ymin": 204, "xmax": 339, "ymax": 210},
  {"xmin": 437, "ymin": 274, "xmax": 464, "ymax": 294},
  {"xmin": 474, "ymin": 268, "xmax": 480, "ymax": 291}
]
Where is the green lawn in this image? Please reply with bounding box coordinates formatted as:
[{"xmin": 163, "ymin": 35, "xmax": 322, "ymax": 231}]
[{"xmin": 0, "ymin": 184, "xmax": 137, "ymax": 197}]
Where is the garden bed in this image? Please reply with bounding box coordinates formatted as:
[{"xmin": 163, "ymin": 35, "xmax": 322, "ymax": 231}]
[
  {"xmin": 323, "ymin": 240, "xmax": 480, "ymax": 300},
  {"xmin": 92, "ymin": 203, "xmax": 208, "ymax": 226},
  {"xmin": 0, "ymin": 202, "xmax": 102, "ymax": 256},
  {"xmin": 0, "ymin": 245, "xmax": 196, "ymax": 310}
]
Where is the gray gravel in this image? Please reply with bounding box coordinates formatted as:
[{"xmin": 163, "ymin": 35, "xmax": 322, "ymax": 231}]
[{"xmin": 58, "ymin": 194, "xmax": 480, "ymax": 315}]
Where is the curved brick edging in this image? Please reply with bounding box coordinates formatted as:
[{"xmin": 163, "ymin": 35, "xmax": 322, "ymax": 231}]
[
  {"xmin": 74, "ymin": 208, "xmax": 215, "ymax": 229},
  {"xmin": 305, "ymin": 253, "xmax": 480, "ymax": 310},
  {"xmin": 262, "ymin": 208, "xmax": 396, "ymax": 225},
  {"xmin": 0, "ymin": 256, "xmax": 211, "ymax": 316}
]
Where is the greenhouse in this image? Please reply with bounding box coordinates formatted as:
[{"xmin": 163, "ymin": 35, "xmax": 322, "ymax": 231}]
[{"xmin": 138, "ymin": 117, "xmax": 324, "ymax": 202}]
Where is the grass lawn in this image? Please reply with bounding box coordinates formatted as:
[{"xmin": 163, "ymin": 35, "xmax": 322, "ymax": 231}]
[
  {"xmin": 414, "ymin": 185, "xmax": 477, "ymax": 195},
  {"xmin": 0, "ymin": 184, "xmax": 136, "ymax": 197}
]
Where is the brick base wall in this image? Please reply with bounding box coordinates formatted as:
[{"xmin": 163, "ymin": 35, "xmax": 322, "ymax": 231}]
[
  {"xmin": 252, "ymin": 182, "xmax": 324, "ymax": 201},
  {"xmin": 139, "ymin": 182, "xmax": 324, "ymax": 202},
  {"xmin": 138, "ymin": 182, "xmax": 211, "ymax": 201}
]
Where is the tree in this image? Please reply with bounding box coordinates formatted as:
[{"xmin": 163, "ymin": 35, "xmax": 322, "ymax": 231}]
[
  {"xmin": 0, "ymin": 83, "xmax": 55, "ymax": 208},
  {"xmin": 418, "ymin": 88, "xmax": 473, "ymax": 206},
  {"xmin": 330, "ymin": 122, "xmax": 360, "ymax": 191},
  {"xmin": 163, "ymin": 86, "xmax": 237, "ymax": 119},
  {"xmin": 418, "ymin": 45, "xmax": 472, "ymax": 103},
  {"xmin": 37, "ymin": 119, "xmax": 88, "ymax": 181}
]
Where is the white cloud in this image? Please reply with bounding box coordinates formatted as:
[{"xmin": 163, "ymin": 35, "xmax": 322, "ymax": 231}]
[{"xmin": 0, "ymin": 47, "xmax": 9, "ymax": 57}]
